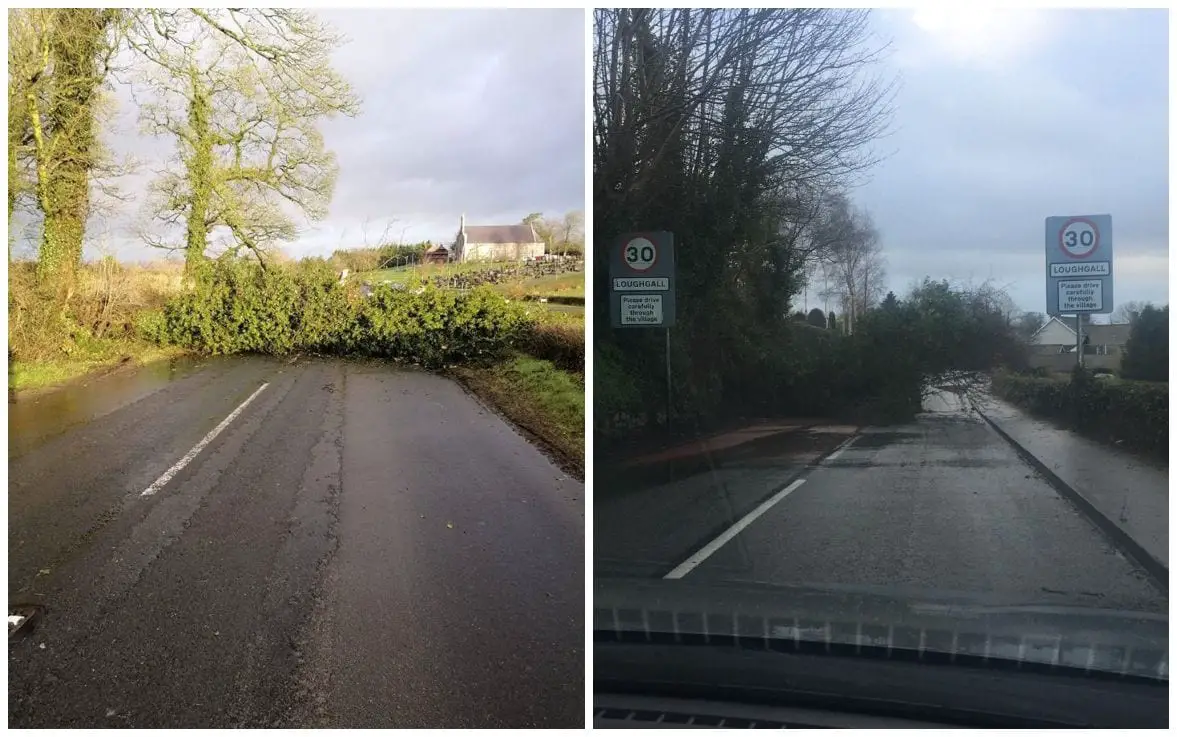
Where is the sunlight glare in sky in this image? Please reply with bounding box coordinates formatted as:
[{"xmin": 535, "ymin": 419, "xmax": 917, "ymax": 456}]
[{"xmin": 910, "ymin": 8, "xmax": 1045, "ymax": 66}]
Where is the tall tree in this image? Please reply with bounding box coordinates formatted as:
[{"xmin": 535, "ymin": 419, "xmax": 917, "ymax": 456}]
[
  {"xmin": 1121, "ymin": 305, "xmax": 1168, "ymax": 381},
  {"xmin": 11, "ymin": 8, "xmax": 121, "ymax": 300},
  {"xmin": 129, "ymin": 11, "xmax": 359, "ymax": 275},
  {"xmin": 815, "ymin": 192, "xmax": 886, "ymax": 334},
  {"xmin": 593, "ymin": 8, "xmax": 895, "ymax": 424},
  {"xmin": 8, "ymin": 8, "xmax": 358, "ymax": 293},
  {"xmin": 559, "ymin": 210, "xmax": 585, "ymax": 256},
  {"xmin": 1012, "ymin": 311, "xmax": 1046, "ymax": 342},
  {"xmin": 7, "ymin": 9, "xmax": 49, "ymax": 226}
]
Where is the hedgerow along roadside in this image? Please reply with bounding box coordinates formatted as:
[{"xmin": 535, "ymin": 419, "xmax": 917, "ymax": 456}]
[
  {"xmin": 139, "ymin": 258, "xmax": 586, "ymax": 474},
  {"xmin": 991, "ymin": 368, "xmax": 1167, "ymax": 460},
  {"xmin": 139, "ymin": 258, "xmax": 554, "ymax": 369}
]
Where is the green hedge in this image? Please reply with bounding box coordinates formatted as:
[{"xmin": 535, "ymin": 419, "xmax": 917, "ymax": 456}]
[
  {"xmin": 992, "ymin": 370, "xmax": 1168, "ymax": 458},
  {"xmin": 142, "ymin": 259, "xmax": 532, "ymax": 369},
  {"xmin": 594, "ymin": 340, "xmax": 645, "ymax": 439},
  {"xmin": 521, "ymin": 321, "xmax": 584, "ymax": 373}
]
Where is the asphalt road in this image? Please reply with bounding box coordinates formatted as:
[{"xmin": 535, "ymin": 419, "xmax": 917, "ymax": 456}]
[
  {"xmin": 599, "ymin": 393, "xmax": 1166, "ymax": 614},
  {"xmin": 9, "ymin": 355, "xmax": 584, "ymax": 728}
]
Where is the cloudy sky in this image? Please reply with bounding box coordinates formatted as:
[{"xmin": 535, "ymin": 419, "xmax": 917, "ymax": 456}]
[
  {"xmin": 848, "ymin": 8, "xmax": 1168, "ymax": 316},
  {"xmin": 307, "ymin": 8, "xmax": 585, "ymax": 254},
  {"xmin": 76, "ymin": 8, "xmax": 584, "ymax": 262}
]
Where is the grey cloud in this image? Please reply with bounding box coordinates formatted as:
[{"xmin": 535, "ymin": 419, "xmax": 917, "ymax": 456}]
[
  {"xmin": 856, "ymin": 9, "xmax": 1167, "ymax": 312},
  {"xmin": 315, "ymin": 8, "xmax": 584, "ymax": 252}
]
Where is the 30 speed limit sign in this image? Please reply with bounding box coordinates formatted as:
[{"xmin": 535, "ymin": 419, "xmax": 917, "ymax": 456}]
[
  {"xmin": 1057, "ymin": 217, "xmax": 1100, "ymax": 258},
  {"xmin": 1045, "ymin": 214, "xmax": 1112, "ymax": 316},
  {"xmin": 610, "ymin": 231, "xmax": 675, "ymax": 327},
  {"xmin": 623, "ymin": 236, "xmax": 658, "ymax": 271}
]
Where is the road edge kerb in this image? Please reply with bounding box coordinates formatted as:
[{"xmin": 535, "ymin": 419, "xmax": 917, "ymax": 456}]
[
  {"xmin": 656, "ymin": 429, "xmax": 861, "ymax": 579},
  {"xmin": 971, "ymin": 402, "xmax": 1168, "ymax": 593}
]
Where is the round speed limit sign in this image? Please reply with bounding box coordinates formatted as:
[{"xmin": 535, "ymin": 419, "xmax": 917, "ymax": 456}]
[
  {"xmin": 1058, "ymin": 217, "xmax": 1100, "ymax": 259},
  {"xmin": 623, "ymin": 236, "xmax": 657, "ymax": 271}
]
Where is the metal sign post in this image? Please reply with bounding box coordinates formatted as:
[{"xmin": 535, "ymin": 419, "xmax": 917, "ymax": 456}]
[
  {"xmin": 1045, "ymin": 214, "xmax": 1113, "ymax": 369},
  {"xmin": 610, "ymin": 232, "xmax": 677, "ymax": 430},
  {"xmin": 665, "ymin": 327, "xmax": 672, "ymax": 432}
]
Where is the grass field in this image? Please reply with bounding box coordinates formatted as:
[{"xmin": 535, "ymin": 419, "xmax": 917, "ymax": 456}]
[{"xmin": 497, "ymin": 272, "xmax": 584, "ymax": 298}]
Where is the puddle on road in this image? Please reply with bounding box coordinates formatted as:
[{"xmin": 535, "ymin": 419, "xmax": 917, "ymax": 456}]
[{"xmin": 9, "ymin": 354, "xmax": 215, "ymax": 455}]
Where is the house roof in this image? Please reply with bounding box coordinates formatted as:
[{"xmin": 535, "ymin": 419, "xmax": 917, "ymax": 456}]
[
  {"xmin": 1085, "ymin": 322, "xmax": 1131, "ymax": 345},
  {"xmin": 464, "ymin": 224, "xmax": 539, "ymax": 245},
  {"xmin": 1029, "ymin": 316, "xmax": 1075, "ymax": 341},
  {"xmin": 1030, "ymin": 315, "xmax": 1130, "ymax": 345}
]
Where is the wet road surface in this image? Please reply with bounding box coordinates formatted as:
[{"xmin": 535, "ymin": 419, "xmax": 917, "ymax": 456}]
[
  {"xmin": 9, "ymin": 355, "xmax": 584, "ymax": 728},
  {"xmin": 597, "ymin": 393, "xmax": 1166, "ymax": 613}
]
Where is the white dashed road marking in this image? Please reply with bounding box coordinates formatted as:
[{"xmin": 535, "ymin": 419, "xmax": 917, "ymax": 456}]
[
  {"xmin": 822, "ymin": 435, "xmax": 858, "ymax": 464},
  {"xmin": 664, "ymin": 478, "xmax": 807, "ymax": 579},
  {"xmin": 141, "ymin": 383, "xmax": 269, "ymax": 497}
]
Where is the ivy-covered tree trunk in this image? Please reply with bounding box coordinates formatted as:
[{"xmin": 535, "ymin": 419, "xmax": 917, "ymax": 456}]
[
  {"xmin": 34, "ymin": 8, "xmax": 114, "ymax": 303},
  {"xmin": 184, "ymin": 67, "xmax": 213, "ymax": 280}
]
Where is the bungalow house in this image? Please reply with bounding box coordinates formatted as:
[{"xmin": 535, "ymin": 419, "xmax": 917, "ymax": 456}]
[
  {"xmin": 451, "ymin": 214, "xmax": 545, "ymax": 262},
  {"xmin": 1028, "ymin": 316, "xmax": 1131, "ymax": 373}
]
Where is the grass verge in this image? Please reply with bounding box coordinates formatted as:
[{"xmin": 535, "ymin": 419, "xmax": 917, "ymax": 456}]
[
  {"xmin": 10, "ymin": 340, "xmax": 188, "ymax": 394},
  {"xmin": 452, "ymin": 353, "xmax": 584, "ymax": 478}
]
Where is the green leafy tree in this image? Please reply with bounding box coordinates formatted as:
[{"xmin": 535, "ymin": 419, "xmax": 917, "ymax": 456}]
[
  {"xmin": 879, "ymin": 291, "xmax": 899, "ymax": 311},
  {"xmin": 1121, "ymin": 305, "xmax": 1168, "ymax": 381},
  {"xmin": 806, "ymin": 307, "xmax": 826, "ymax": 328}
]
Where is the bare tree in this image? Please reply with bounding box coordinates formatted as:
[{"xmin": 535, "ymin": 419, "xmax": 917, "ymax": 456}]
[
  {"xmin": 813, "ymin": 192, "xmax": 885, "ymax": 334},
  {"xmin": 523, "ymin": 212, "xmax": 560, "ymax": 254},
  {"xmin": 1111, "ymin": 300, "xmax": 1148, "ymax": 325},
  {"xmin": 559, "ymin": 210, "xmax": 585, "ymax": 256},
  {"xmin": 594, "ymin": 9, "xmax": 895, "ymax": 212}
]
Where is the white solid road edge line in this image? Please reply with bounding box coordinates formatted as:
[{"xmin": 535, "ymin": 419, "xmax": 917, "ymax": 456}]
[
  {"xmin": 663, "ymin": 478, "xmax": 807, "ymax": 580},
  {"xmin": 823, "ymin": 435, "xmax": 858, "ymax": 464},
  {"xmin": 140, "ymin": 382, "xmax": 269, "ymax": 497}
]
